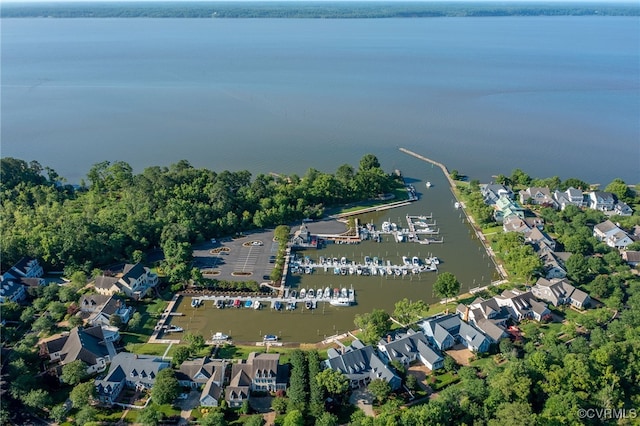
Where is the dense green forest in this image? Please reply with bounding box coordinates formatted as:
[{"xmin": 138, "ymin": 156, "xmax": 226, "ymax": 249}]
[
  {"xmin": 0, "ymin": 156, "xmax": 400, "ymax": 273},
  {"xmin": 1, "ymin": 1, "xmax": 638, "ymax": 19}
]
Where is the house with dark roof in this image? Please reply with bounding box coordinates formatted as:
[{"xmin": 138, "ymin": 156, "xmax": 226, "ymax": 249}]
[
  {"xmin": 200, "ymin": 379, "xmax": 223, "ymax": 407},
  {"xmin": 79, "ymin": 294, "xmax": 133, "ymax": 327},
  {"xmin": 532, "ymin": 278, "xmax": 591, "ymax": 309},
  {"xmin": 593, "ymin": 220, "xmax": 633, "ymax": 249},
  {"xmin": 6, "ymin": 257, "xmax": 44, "ymax": 279},
  {"xmin": 324, "ymin": 340, "xmax": 401, "ymax": 391},
  {"xmin": 94, "ymin": 262, "xmax": 158, "ymax": 299},
  {"xmin": 95, "ymin": 352, "xmax": 170, "ymax": 405},
  {"xmin": 621, "ymin": 251, "xmax": 640, "ymax": 268},
  {"xmin": 377, "ymin": 329, "xmax": 443, "ymax": 371},
  {"xmin": 540, "ymin": 252, "xmax": 568, "ymax": 280},
  {"xmin": 0, "ymin": 280, "xmax": 26, "ymax": 303},
  {"xmin": 43, "ymin": 326, "xmax": 115, "ymax": 376},
  {"xmin": 290, "ymin": 223, "xmax": 318, "ymax": 249},
  {"xmin": 420, "ymin": 314, "xmax": 491, "ymax": 353},
  {"xmin": 589, "ymin": 191, "xmax": 615, "ymax": 211},
  {"xmin": 480, "ymin": 183, "xmax": 514, "ymax": 205},
  {"xmin": 225, "ymin": 353, "xmax": 288, "ymax": 408},
  {"xmin": 614, "ymin": 202, "xmax": 633, "ymax": 216},
  {"xmin": 493, "ymin": 289, "xmax": 551, "ymax": 321},
  {"xmin": 553, "ymin": 187, "xmax": 585, "ymax": 210},
  {"xmin": 457, "ymin": 299, "xmax": 509, "ymax": 344}
]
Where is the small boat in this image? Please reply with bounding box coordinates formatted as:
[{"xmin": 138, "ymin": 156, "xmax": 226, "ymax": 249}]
[
  {"xmin": 340, "ymin": 257, "xmax": 347, "ymax": 265},
  {"xmin": 412, "ymin": 256, "xmax": 420, "ymax": 266},
  {"xmin": 333, "ymin": 288, "xmax": 340, "ymax": 298},
  {"xmin": 290, "ymin": 290, "xmax": 297, "ymax": 299},
  {"xmin": 263, "ymin": 334, "xmax": 278, "ymax": 342},
  {"xmin": 340, "ymin": 267, "xmax": 348, "ymax": 275},
  {"xmin": 323, "ymin": 287, "xmax": 331, "ymax": 298},
  {"xmin": 364, "ymin": 256, "xmax": 371, "ymax": 265},
  {"xmin": 287, "ymin": 301, "xmax": 297, "ymax": 310},
  {"xmin": 454, "ymin": 201, "xmax": 461, "ymax": 209},
  {"xmin": 215, "ymin": 299, "xmax": 224, "ymax": 309},
  {"xmin": 165, "ymin": 325, "xmax": 184, "ymax": 333},
  {"xmin": 426, "ymin": 181, "xmax": 432, "ymax": 188},
  {"xmin": 254, "ymin": 301, "xmax": 261, "ymax": 310},
  {"xmin": 274, "ymin": 301, "xmax": 282, "ymax": 311},
  {"xmin": 299, "ymin": 288, "xmax": 306, "ymax": 299},
  {"xmin": 305, "ymin": 266, "xmax": 312, "ymax": 274},
  {"xmin": 244, "ymin": 300, "xmax": 253, "ymax": 308},
  {"xmin": 191, "ymin": 298, "xmax": 201, "ymax": 308},
  {"xmin": 233, "ymin": 299, "xmax": 241, "ymax": 308},
  {"xmin": 212, "ymin": 332, "xmax": 229, "ymax": 341},
  {"xmin": 305, "ymin": 300, "xmax": 313, "ymax": 310},
  {"xmin": 341, "ymin": 288, "xmax": 348, "ymax": 298},
  {"xmin": 402, "ymin": 256, "xmax": 411, "ymax": 266},
  {"xmin": 307, "ymin": 289, "xmax": 315, "ymax": 299},
  {"xmin": 316, "ymin": 289, "xmax": 323, "ymax": 300}
]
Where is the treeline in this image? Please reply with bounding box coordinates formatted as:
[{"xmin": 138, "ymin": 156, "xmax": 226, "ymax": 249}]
[
  {"xmin": 0, "ymin": 155, "xmax": 400, "ymax": 273},
  {"xmin": 2, "ymin": 1, "xmax": 638, "ymax": 19}
]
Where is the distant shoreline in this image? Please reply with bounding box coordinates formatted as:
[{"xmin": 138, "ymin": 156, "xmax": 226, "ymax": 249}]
[{"xmin": 2, "ymin": 1, "xmax": 638, "ymax": 19}]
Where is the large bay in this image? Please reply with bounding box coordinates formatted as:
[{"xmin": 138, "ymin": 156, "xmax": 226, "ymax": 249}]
[{"xmin": 1, "ymin": 17, "xmax": 638, "ymax": 184}]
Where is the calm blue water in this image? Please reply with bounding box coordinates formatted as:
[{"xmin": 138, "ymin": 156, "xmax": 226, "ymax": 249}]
[{"xmin": 2, "ymin": 17, "xmax": 639, "ymax": 184}]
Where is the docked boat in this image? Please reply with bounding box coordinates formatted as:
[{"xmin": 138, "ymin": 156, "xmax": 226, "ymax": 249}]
[
  {"xmin": 305, "ymin": 300, "xmax": 313, "ymax": 310},
  {"xmin": 212, "ymin": 332, "xmax": 229, "ymax": 341},
  {"xmin": 340, "ymin": 256, "xmax": 347, "ymax": 265},
  {"xmin": 316, "ymin": 289, "xmax": 323, "ymax": 299},
  {"xmin": 426, "ymin": 181, "xmax": 432, "ymax": 188},
  {"xmin": 341, "ymin": 288, "xmax": 348, "ymax": 298},
  {"xmin": 233, "ymin": 299, "xmax": 241, "ymax": 308},
  {"xmin": 364, "ymin": 256, "xmax": 371, "ymax": 265},
  {"xmin": 412, "ymin": 256, "xmax": 420, "ymax": 266},
  {"xmin": 263, "ymin": 334, "xmax": 278, "ymax": 342},
  {"xmin": 402, "ymin": 256, "xmax": 411, "ymax": 266},
  {"xmin": 254, "ymin": 301, "xmax": 261, "ymax": 310},
  {"xmin": 244, "ymin": 300, "xmax": 253, "ymax": 308},
  {"xmin": 191, "ymin": 298, "xmax": 201, "ymax": 308},
  {"xmin": 454, "ymin": 201, "xmax": 461, "ymax": 209},
  {"xmin": 165, "ymin": 325, "xmax": 184, "ymax": 333},
  {"xmin": 299, "ymin": 288, "xmax": 306, "ymax": 299},
  {"xmin": 290, "ymin": 290, "xmax": 297, "ymax": 299},
  {"xmin": 215, "ymin": 299, "xmax": 224, "ymax": 309},
  {"xmin": 323, "ymin": 287, "xmax": 331, "ymax": 298},
  {"xmin": 307, "ymin": 288, "xmax": 315, "ymax": 299},
  {"xmin": 274, "ymin": 301, "xmax": 282, "ymax": 311},
  {"xmin": 287, "ymin": 301, "xmax": 297, "ymax": 310},
  {"xmin": 333, "ymin": 288, "xmax": 340, "ymax": 298}
]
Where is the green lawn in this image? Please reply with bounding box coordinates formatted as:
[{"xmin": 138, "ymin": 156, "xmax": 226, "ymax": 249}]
[
  {"xmin": 125, "ymin": 342, "xmax": 169, "ymax": 356},
  {"xmin": 430, "ymin": 371, "xmax": 460, "ymax": 391}
]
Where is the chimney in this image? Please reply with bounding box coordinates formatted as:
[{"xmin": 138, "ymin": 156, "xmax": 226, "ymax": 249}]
[{"xmin": 464, "ymin": 306, "xmax": 470, "ymax": 322}]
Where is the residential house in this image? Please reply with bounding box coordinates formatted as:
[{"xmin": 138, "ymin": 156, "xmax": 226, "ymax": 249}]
[
  {"xmin": 79, "ymin": 294, "xmax": 133, "ymax": 327},
  {"xmin": 593, "ymin": 220, "xmax": 633, "ymax": 249},
  {"xmin": 525, "ymin": 227, "xmax": 557, "ymax": 252},
  {"xmin": 200, "ymin": 379, "xmax": 223, "ymax": 407},
  {"xmin": 553, "ymin": 187, "xmax": 585, "ymax": 210},
  {"xmin": 589, "ymin": 191, "xmax": 615, "ymax": 211},
  {"xmin": 614, "ymin": 201, "xmax": 633, "ymax": 216},
  {"xmin": 502, "ymin": 216, "xmax": 531, "ymax": 234},
  {"xmin": 532, "ymin": 278, "xmax": 591, "ymax": 309},
  {"xmin": 42, "ymin": 326, "xmax": 115, "ymax": 377},
  {"xmin": 94, "ymin": 262, "xmax": 158, "ymax": 299},
  {"xmin": 377, "ymin": 329, "xmax": 444, "ymax": 371},
  {"xmin": 225, "ymin": 353, "xmax": 288, "ymax": 407},
  {"xmin": 519, "ymin": 187, "xmax": 557, "ymax": 208},
  {"xmin": 0, "ymin": 280, "xmax": 26, "ymax": 303},
  {"xmin": 420, "ymin": 314, "xmax": 491, "ymax": 353},
  {"xmin": 621, "ymin": 251, "xmax": 640, "ymax": 268},
  {"xmin": 540, "ymin": 251, "xmax": 568, "ymax": 280},
  {"xmin": 95, "ymin": 352, "xmax": 170, "ymax": 405},
  {"xmin": 324, "ymin": 340, "xmax": 401, "ymax": 390},
  {"xmin": 494, "ymin": 195, "xmax": 526, "ymax": 223},
  {"xmin": 481, "ymin": 183, "xmax": 514, "ymax": 205},
  {"xmin": 493, "ymin": 290, "xmax": 551, "ymax": 321},
  {"xmin": 6, "ymin": 257, "xmax": 44, "ymax": 279},
  {"xmin": 456, "ymin": 301, "xmax": 508, "ymax": 344},
  {"xmin": 176, "ymin": 357, "xmax": 226, "ymax": 389}
]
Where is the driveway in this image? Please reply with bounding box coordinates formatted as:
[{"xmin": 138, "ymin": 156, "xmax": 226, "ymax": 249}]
[
  {"xmin": 175, "ymin": 390, "xmax": 201, "ymax": 425},
  {"xmin": 349, "ymin": 389, "xmax": 375, "ymax": 417}
]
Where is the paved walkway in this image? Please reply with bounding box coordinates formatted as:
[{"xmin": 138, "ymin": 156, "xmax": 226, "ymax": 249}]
[{"xmin": 349, "ymin": 389, "xmax": 375, "ymax": 417}]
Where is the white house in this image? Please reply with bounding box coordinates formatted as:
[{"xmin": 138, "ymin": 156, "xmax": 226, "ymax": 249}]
[{"xmin": 94, "ymin": 263, "xmax": 158, "ymax": 299}]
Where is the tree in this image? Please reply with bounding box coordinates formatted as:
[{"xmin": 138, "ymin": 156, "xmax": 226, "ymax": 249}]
[
  {"xmin": 450, "ymin": 169, "xmax": 461, "ymax": 180},
  {"xmin": 358, "ymin": 154, "xmax": 381, "ymax": 172},
  {"xmin": 605, "ymin": 178, "xmax": 633, "ymax": 203},
  {"xmin": 137, "ymin": 405, "xmax": 163, "ymax": 426},
  {"xmin": 316, "ymin": 368, "xmax": 349, "ymax": 398},
  {"xmin": 244, "ymin": 415, "xmax": 264, "ymax": 426},
  {"xmin": 74, "ymin": 406, "xmax": 98, "ymax": 426},
  {"xmin": 32, "ymin": 315, "xmax": 55, "ymax": 334},
  {"xmin": 368, "ymin": 379, "xmax": 391, "ymax": 404},
  {"xmin": 109, "ymin": 314, "xmax": 123, "ymax": 329},
  {"xmin": 565, "ymin": 254, "xmax": 591, "ymax": 284},
  {"xmin": 50, "ymin": 404, "xmax": 68, "ymax": 423},
  {"xmin": 172, "ymin": 346, "xmax": 192, "ymax": 367},
  {"xmin": 283, "ymin": 409, "xmax": 305, "ymax": 426},
  {"xmin": 70, "ymin": 381, "xmax": 96, "ymax": 407},
  {"xmin": 405, "ymin": 373, "xmax": 418, "ymax": 391},
  {"xmin": 434, "ymin": 272, "xmax": 461, "ymax": 308},
  {"xmin": 315, "ymin": 412, "xmax": 338, "ymax": 426},
  {"xmin": 354, "ymin": 309, "xmax": 391, "ymax": 344},
  {"xmin": 393, "ymin": 298, "xmax": 427, "ymax": 326},
  {"xmin": 22, "ymin": 388, "xmax": 51, "ymax": 411},
  {"xmin": 151, "ymin": 368, "xmax": 179, "ymax": 405},
  {"xmin": 241, "ymin": 399, "xmax": 251, "ymax": 415},
  {"xmin": 200, "ymin": 411, "xmax": 229, "ymax": 426},
  {"xmin": 184, "ymin": 332, "xmax": 206, "ymax": 352},
  {"xmin": 128, "ymin": 311, "xmax": 143, "ymax": 330},
  {"xmin": 61, "ymin": 360, "xmax": 88, "ymax": 385},
  {"xmin": 444, "ymin": 356, "xmax": 458, "ymax": 373},
  {"xmin": 271, "ymin": 396, "xmax": 288, "ymax": 414}
]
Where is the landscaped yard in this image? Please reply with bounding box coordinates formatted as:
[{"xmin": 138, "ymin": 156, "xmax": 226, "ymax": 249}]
[{"xmin": 429, "ymin": 371, "xmax": 460, "ymax": 391}]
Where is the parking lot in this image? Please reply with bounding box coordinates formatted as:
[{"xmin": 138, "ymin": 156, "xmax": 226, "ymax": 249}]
[{"xmin": 192, "ymin": 229, "xmax": 279, "ymax": 283}]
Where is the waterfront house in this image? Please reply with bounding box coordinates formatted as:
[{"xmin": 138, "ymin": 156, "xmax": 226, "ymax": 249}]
[
  {"xmin": 614, "ymin": 202, "xmax": 633, "ymax": 216},
  {"xmin": 493, "ymin": 195, "xmax": 526, "ymax": 223},
  {"xmin": 225, "ymin": 352, "xmax": 288, "ymax": 407},
  {"xmin": 553, "ymin": 187, "xmax": 585, "ymax": 210},
  {"xmin": 377, "ymin": 329, "xmax": 444, "ymax": 371},
  {"xmin": 481, "ymin": 183, "xmax": 514, "ymax": 205},
  {"xmin": 525, "ymin": 227, "xmax": 556, "ymax": 252},
  {"xmin": 94, "ymin": 262, "xmax": 158, "ymax": 299},
  {"xmin": 200, "ymin": 379, "xmax": 223, "ymax": 407},
  {"xmin": 532, "ymin": 278, "xmax": 591, "ymax": 309},
  {"xmin": 5, "ymin": 256, "xmax": 44, "ymax": 279},
  {"xmin": 420, "ymin": 314, "xmax": 491, "ymax": 353},
  {"xmin": 588, "ymin": 191, "xmax": 615, "ymax": 211},
  {"xmin": 43, "ymin": 326, "xmax": 115, "ymax": 377},
  {"xmin": 519, "ymin": 187, "xmax": 557, "ymax": 208},
  {"xmin": 95, "ymin": 352, "xmax": 169, "ymax": 405},
  {"xmin": 324, "ymin": 340, "xmax": 401, "ymax": 390},
  {"xmin": 176, "ymin": 357, "xmax": 226, "ymax": 389},
  {"xmin": 492, "ymin": 290, "xmax": 550, "ymax": 322},
  {"xmin": 502, "ymin": 216, "xmax": 531, "ymax": 233},
  {"xmin": 79, "ymin": 294, "xmax": 133, "ymax": 327}
]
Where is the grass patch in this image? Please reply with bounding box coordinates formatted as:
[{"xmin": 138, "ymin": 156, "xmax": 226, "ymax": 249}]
[
  {"xmin": 430, "ymin": 371, "xmax": 460, "ymax": 391},
  {"xmin": 125, "ymin": 342, "xmax": 169, "ymax": 356}
]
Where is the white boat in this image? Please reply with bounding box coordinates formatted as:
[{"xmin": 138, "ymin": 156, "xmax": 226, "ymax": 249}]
[
  {"xmin": 307, "ymin": 288, "xmax": 315, "ymax": 299},
  {"xmin": 341, "ymin": 288, "xmax": 348, "ymax": 298},
  {"xmin": 323, "ymin": 287, "xmax": 331, "ymax": 298},
  {"xmin": 340, "ymin": 256, "xmax": 347, "ymax": 265},
  {"xmin": 426, "ymin": 181, "xmax": 432, "ymax": 188},
  {"xmin": 263, "ymin": 334, "xmax": 278, "ymax": 342},
  {"xmin": 402, "ymin": 256, "xmax": 411, "ymax": 266},
  {"xmin": 215, "ymin": 299, "xmax": 224, "ymax": 309},
  {"xmin": 165, "ymin": 325, "xmax": 183, "ymax": 333},
  {"xmin": 316, "ymin": 289, "xmax": 323, "ymax": 299},
  {"xmin": 364, "ymin": 256, "xmax": 371, "ymax": 265},
  {"xmin": 454, "ymin": 201, "xmax": 461, "ymax": 209},
  {"xmin": 299, "ymin": 288, "xmax": 306, "ymax": 299},
  {"xmin": 254, "ymin": 301, "xmax": 261, "ymax": 310},
  {"xmin": 305, "ymin": 300, "xmax": 313, "ymax": 310},
  {"xmin": 412, "ymin": 256, "xmax": 420, "ymax": 266},
  {"xmin": 287, "ymin": 301, "xmax": 297, "ymax": 310},
  {"xmin": 191, "ymin": 298, "xmax": 201, "ymax": 308},
  {"xmin": 212, "ymin": 332, "xmax": 229, "ymax": 341}
]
